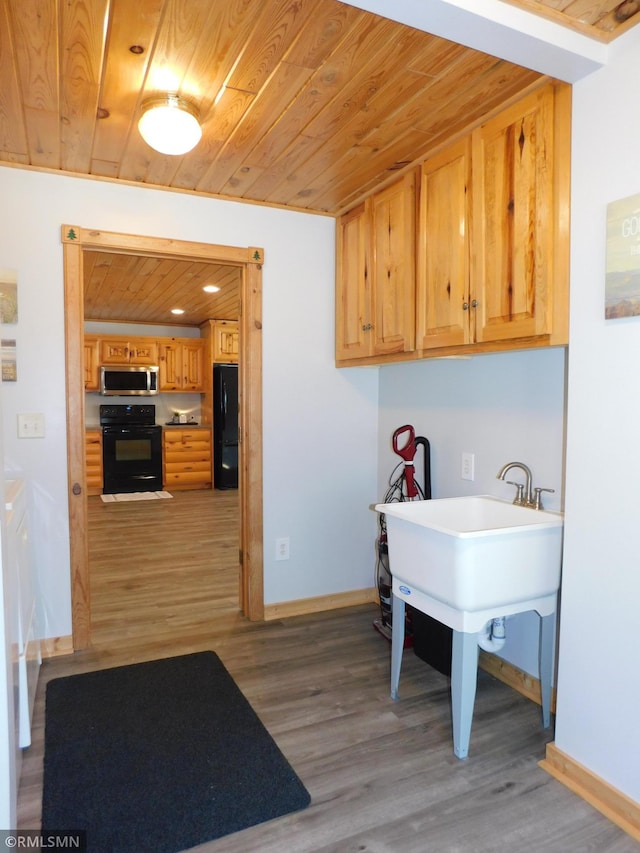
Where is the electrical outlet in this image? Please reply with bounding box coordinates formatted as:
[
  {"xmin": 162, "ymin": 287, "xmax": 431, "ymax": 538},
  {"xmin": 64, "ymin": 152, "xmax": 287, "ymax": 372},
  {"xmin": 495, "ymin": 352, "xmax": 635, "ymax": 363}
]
[
  {"xmin": 275, "ymin": 537, "xmax": 290, "ymax": 561},
  {"xmin": 461, "ymin": 452, "xmax": 475, "ymax": 481}
]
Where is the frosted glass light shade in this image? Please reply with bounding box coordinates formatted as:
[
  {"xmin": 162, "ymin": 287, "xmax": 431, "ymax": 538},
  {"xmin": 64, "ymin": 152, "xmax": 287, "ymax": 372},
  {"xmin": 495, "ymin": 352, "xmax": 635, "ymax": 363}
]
[{"xmin": 138, "ymin": 95, "xmax": 202, "ymax": 155}]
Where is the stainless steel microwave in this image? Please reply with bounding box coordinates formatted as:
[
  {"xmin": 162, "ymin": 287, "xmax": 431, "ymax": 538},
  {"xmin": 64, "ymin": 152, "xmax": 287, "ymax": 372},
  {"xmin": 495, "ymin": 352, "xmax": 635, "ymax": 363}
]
[{"xmin": 99, "ymin": 365, "xmax": 159, "ymax": 396}]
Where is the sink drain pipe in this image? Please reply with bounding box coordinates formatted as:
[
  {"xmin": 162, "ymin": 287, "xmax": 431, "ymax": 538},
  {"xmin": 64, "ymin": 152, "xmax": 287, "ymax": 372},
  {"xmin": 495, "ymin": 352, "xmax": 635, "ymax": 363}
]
[{"xmin": 478, "ymin": 616, "xmax": 506, "ymax": 652}]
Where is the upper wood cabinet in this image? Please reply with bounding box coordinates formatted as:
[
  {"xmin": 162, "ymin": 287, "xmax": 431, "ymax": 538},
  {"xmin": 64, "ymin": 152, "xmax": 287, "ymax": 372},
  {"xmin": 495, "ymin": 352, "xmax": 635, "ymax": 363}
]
[
  {"xmin": 336, "ymin": 171, "xmax": 416, "ymax": 361},
  {"xmin": 99, "ymin": 338, "xmax": 158, "ymax": 364},
  {"xmin": 83, "ymin": 333, "xmax": 205, "ymax": 393},
  {"xmin": 338, "ymin": 81, "xmax": 570, "ymax": 366},
  {"xmin": 416, "ymin": 137, "xmax": 471, "ymax": 350},
  {"xmin": 84, "ymin": 335, "xmax": 100, "ymax": 390},
  {"xmin": 471, "ymin": 86, "xmax": 555, "ymax": 344},
  {"xmin": 158, "ymin": 339, "xmax": 205, "ymax": 391},
  {"xmin": 211, "ymin": 320, "xmax": 239, "ymax": 363}
]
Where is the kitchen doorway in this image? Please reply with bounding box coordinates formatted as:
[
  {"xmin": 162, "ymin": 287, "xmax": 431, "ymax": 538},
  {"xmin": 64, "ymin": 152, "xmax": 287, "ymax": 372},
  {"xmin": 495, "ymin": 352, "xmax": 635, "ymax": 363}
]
[{"xmin": 63, "ymin": 226, "xmax": 264, "ymax": 649}]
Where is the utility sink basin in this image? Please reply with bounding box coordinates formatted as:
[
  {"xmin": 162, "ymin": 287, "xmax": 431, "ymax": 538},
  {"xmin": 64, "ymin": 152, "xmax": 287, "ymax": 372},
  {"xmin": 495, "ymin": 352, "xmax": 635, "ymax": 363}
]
[{"xmin": 375, "ymin": 495, "xmax": 563, "ymax": 613}]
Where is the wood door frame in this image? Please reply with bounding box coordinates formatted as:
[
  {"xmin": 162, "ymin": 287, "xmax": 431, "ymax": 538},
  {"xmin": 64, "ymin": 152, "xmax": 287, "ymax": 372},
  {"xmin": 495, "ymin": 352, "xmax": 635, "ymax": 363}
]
[{"xmin": 62, "ymin": 225, "xmax": 264, "ymax": 649}]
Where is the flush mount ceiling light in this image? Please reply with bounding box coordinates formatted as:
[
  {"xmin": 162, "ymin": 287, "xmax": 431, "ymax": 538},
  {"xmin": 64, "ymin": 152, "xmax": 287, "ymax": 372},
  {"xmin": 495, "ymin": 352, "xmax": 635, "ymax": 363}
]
[
  {"xmin": 138, "ymin": 95, "xmax": 202, "ymax": 156},
  {"xmin": 171, "ymin": 308, "xmax": 185, "ymax": 315},
  {"xmin": 203, "ymin": 285, "xmax": 220, "ymax": 293}
]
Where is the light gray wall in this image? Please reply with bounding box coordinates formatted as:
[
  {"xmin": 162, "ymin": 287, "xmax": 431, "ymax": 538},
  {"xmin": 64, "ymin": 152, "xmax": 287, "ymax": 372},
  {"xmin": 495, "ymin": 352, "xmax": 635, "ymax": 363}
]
[
  {"xmin": 377, "ymin": 348, "xmax": 566, "ymax": 679},
  {"xmin": 0, "ymin": 167, "xmax": 379, "ymax": 638},
  {"xmin": 555, "ymin": 25, "xmax": 640, "ymax": 803}
]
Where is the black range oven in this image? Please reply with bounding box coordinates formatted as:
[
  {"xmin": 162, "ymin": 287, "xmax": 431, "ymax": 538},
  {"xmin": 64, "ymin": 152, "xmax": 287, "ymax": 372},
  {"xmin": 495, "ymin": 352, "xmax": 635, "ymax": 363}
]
[{"xmin": 100, "ymin": 404, "xmax": 162, "ymax": 494}]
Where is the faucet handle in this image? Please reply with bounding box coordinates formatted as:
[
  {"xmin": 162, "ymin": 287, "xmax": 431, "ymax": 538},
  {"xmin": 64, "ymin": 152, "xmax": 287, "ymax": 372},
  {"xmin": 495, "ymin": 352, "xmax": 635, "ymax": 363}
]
[
  {"xmin": 533, "ymin": 487, "xmax": 555, "ymax": 510},
  {"xmin": 505, "ymin": 481, "xmax": 525, "ymax": 506}
]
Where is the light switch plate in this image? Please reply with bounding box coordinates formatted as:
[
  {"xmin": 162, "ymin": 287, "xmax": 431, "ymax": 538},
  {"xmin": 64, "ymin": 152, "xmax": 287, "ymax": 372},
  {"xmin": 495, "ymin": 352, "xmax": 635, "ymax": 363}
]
[{"xmin": 17, "ymin": 413, "xmax": 45, "ymax": 438}]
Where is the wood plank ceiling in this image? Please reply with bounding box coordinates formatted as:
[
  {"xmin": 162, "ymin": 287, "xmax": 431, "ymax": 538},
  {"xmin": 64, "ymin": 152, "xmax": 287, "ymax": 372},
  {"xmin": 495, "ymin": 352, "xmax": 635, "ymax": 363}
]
[
  {"xmin": 507, "ymin": 0, "xmax": 640, "ymax": 36},
  {"xmin": 2, "ymin": 0, "xmax": 638, "ymax": 326},
  {"xmin": 83, "ymin": 252, "xmax": 242, "ymax": 325}
]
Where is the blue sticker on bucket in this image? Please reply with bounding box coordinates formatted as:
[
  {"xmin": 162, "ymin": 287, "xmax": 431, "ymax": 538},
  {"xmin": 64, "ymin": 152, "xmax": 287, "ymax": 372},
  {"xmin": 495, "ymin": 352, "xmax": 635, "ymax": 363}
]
[{"xmin": 398, "ymin": 585, "xmax": 411, "ymax": 595}]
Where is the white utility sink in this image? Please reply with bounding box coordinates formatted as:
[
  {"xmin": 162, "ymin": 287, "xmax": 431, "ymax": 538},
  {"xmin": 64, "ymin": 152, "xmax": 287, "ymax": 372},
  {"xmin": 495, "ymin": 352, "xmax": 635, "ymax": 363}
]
[
  {"xmin": 375, "ymin": 495, "xmax": 564, "ymax": 613},
  {"xmin": 376, "ymin": 494, "xmax": 563, "ymax": 759}
]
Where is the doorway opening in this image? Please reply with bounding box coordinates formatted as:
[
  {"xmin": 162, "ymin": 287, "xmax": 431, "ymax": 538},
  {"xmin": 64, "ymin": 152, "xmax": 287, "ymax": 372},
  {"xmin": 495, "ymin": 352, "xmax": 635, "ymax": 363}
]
[{"xmin": 63, "ymin": 226, "xmax": 264, "ymax": 649}]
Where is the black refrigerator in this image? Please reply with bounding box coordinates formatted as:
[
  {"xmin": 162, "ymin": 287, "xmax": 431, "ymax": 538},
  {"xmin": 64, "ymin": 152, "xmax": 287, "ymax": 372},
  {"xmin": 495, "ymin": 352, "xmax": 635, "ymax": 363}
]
[{"xmin": 213, "ymin": 363, "xmax": 239, "ymax": 489}]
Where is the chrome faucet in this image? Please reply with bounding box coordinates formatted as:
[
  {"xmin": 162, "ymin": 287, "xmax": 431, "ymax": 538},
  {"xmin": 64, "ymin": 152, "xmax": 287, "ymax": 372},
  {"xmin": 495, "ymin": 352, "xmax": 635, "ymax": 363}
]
[
  {"xmin": 496, "ymin": 462, "xmax": 556, "ymax": 509},
  {"xmin": 496, "ymin": 461, "xmax": 533, "ymax": 507}
]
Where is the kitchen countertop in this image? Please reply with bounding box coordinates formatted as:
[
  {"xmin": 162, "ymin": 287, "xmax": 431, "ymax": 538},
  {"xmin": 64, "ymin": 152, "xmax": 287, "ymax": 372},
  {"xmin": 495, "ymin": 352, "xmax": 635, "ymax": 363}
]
[
  {"xmin": 163, "ymin": 422, "xmax": 208, "ymax": 428},
  {"xmin": 86, "ymin": 423, "xmax": 210, "ymax": 429}
]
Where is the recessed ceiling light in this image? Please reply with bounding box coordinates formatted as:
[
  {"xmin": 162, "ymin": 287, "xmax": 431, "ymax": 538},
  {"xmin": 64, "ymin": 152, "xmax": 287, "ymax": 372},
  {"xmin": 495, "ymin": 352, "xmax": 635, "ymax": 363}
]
[
  {"xmin": 171, "ymin": 308, "xmax": 185, "ymax": 315},
  {"xmin": 203, "ymin": 285, "xmax": 220, "ymax": 293}
]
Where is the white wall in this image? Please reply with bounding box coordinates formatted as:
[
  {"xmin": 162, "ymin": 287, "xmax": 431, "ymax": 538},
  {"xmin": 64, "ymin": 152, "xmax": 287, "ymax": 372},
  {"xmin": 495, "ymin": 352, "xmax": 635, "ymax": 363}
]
[
  {"xmin": 555, "ymin": 26, "xmax": 640, "ymax": 803},
  {"xmin": 377, "ymin": 348, "xmax": 566, "ymax": 677},
  {"xmin": 0, "ymin": 167, "xmax": 379, "ymax": 638}
]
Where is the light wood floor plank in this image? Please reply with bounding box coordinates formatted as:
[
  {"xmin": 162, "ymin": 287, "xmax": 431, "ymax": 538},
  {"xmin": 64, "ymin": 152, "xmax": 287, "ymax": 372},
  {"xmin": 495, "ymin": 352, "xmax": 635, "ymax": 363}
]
[{"xmin": 16, "ymin": 491, "xmax": 637, "ymax": 851}]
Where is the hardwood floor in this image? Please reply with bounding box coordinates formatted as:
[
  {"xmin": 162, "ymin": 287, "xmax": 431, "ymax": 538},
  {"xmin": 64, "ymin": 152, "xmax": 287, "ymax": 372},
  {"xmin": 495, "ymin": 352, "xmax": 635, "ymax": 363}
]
[{"xmin": 17, "ymin": 491, "xmax": 636, "ymax": 851}]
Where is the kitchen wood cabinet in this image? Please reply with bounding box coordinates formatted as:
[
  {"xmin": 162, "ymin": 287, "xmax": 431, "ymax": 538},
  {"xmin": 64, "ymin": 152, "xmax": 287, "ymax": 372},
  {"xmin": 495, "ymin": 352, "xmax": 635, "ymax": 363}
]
[
  {"xmin": 99, "ymin": 338, "xmax": 158, "ymax": 364},
  {"xmin": 158, "ymin": 339, "xmax": 205, "ymax": 391},
  {"xmin": 85, "ymin": 430, "xmax": 103, "ymax": 495},
  {"xmin": 416, "ymin": 137, "xmax": 471, "ymax": 350},
  {"xmin": 336, "ymin": 171, "xmax": 416, "ymax": 361},
  {"xmin": 83, "ymin": 335, "xmax": 100, "ymax": 390},
  {"xmin": 211, "ymin": 320, "xmax": 239, "ymax": 363},
  {"xmin": 163, "ymin": 428, "xmax": 212, "ymax": 490},
  {"xmin": 337, "ymin": 81, "xmax": 570, "ymax": 366},
  {"xmin": 470, "ymin": 85, "xmax": 556, "ymax": 344}
]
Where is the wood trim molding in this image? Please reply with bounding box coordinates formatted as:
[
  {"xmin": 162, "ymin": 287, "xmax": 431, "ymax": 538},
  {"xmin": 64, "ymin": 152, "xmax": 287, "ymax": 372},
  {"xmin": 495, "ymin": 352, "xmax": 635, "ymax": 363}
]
[
  {"xmin": 40, "ymin": 636, "xmax": 74, "ymax": 658},
  {"xmin": 239, "ymin": 254, "xmax": 264, "ymax": 620},
  {"xmin": 540, "ymin": 743, "xmax": 640, "ymax": 842},
  {"xmin": 478, "ymin": 650, "xmax": 557, "ymax": 712},
  {"xmin": 63, "ymin": 226, "xmax": 264, "ymax": 648},
  {"xmin": 264, "ymin": 588, "xmax": 378, "ymax": 621}
]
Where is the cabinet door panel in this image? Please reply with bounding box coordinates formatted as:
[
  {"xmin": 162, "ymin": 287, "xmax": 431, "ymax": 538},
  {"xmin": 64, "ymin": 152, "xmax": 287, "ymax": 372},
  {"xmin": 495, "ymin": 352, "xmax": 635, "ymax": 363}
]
[
  {"xmin": 164, "ymin": 471, "xmax": 212, "ymax": 487},
  {"xmin": 472, "ymin": 87, "xmax": 553, "ymax": 342},
  {"xmin": 213, "ymin": 322, "xmax": 239, "ymax": 363},
  {"xmin": 371, "ymin": 173, "xmax": 416, "ymax": 355},
  {"xmin": 336, "ymin": 204, "xmax": 371, "ymax": 360},
  {"xmin": 165, "ymin": 459, "xmax": 211, "ymax": 473},
  {"xmin": 158, "ymin": 343, "xmax": 181, "ymax": 390},
  {"xmin": 84, "ymin": 336, "xmax": 100, "ymax": 390},
  {"xmin": 100, "ymin": 340, "xmax": 129, "ymax": 363},
  {"xmin": 129, "ymin": 340, "xmax": 158, "ymax": 364},
  {"xmin": 417, "ymin": 138, "xmax": 470, "ymax": 350},
  {"xmin": 182, "ymin": 342, "xmax": 204, "ymax": 391},
  {"xmin": 85, "ymin": 430, "xmax": 103, "ymax": 494}
]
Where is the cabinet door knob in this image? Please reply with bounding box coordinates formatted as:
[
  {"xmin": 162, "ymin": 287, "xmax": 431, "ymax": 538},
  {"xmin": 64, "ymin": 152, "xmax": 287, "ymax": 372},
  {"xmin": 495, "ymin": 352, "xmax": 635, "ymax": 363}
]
[
  {"xmin": 72, "ymin": 482, "xmax": 82, "ymax": 495},
  {"xmin": 462, "ymin": 302, "xmax": 469, "ymax": 311},
  {"xmin": 471, "ymin": 299, "xmax": 478, "ymax": 308}
]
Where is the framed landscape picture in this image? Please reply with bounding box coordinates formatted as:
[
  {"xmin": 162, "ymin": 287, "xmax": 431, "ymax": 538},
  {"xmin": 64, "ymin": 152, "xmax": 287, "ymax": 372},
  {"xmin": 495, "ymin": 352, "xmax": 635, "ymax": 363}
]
[{"xmin": 605, "ymin": 192, "xmax": 640, "ymax": 319}]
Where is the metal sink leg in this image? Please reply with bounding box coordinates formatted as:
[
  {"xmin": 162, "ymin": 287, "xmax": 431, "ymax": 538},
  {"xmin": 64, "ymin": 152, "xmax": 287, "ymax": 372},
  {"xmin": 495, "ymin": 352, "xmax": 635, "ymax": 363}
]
[
  {"xmin": 390, "ymin": 594, "xmax": 405, "ymax": 701},
  {"xmin": 451, "ymin": 630, "xmax": 479, "ymax": 760}
]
